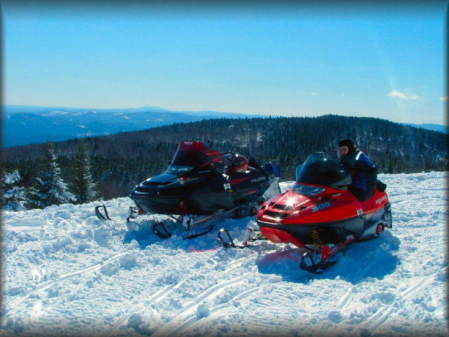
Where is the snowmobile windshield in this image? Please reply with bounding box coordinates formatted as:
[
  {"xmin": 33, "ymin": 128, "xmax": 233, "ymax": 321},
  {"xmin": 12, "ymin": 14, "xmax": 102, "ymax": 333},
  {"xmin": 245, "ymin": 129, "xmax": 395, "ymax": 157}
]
[
  {"xmin": 168, "ymin": 150, "xmax": 211, "ymax": 173},
  {"xmin": 295, "ymin": 152, "xmax": 351, "ymax": 189},
  {"xmin": 167, "ymin": 141, "xmax": 224, "ymax": 175}
]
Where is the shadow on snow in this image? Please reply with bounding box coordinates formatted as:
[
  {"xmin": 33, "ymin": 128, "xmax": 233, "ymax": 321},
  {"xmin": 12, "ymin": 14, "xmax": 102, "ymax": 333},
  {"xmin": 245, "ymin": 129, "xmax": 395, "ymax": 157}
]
[
  {"xmin": 121, "ymin": 216, "xmax": 241, "ymax": 252},
  {"xmin": 256, "ymin": 231, "xmax": 401, "ymax": 284},
  {"xmin": 120, "ymin": 215, "xmax": 400, "ymax": 284}
]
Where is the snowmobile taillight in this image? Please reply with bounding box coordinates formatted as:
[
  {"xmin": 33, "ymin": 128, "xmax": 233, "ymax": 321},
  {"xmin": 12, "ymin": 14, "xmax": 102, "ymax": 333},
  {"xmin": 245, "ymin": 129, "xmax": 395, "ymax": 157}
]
[{"xmin": 138, "ymin": 208, "xmax": 145, "ymax": 215}]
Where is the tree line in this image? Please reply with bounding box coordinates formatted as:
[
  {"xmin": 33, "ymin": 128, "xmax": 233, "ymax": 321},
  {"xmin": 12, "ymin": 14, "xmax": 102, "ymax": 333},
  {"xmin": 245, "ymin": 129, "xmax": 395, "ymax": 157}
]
[
  {"xmin": 3, "ymin": 115, "xmax": 448, "ymax": 210},
  {"xmin": 2, "ymin": 141, "xmax": 97, "ymax": 211}
]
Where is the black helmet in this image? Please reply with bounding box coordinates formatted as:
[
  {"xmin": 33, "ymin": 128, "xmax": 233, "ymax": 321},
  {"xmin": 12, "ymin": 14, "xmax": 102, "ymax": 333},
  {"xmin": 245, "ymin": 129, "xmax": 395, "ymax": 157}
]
[{"xmin": 338, "ymin": 139, "xmax": 356, "ymax": 152}]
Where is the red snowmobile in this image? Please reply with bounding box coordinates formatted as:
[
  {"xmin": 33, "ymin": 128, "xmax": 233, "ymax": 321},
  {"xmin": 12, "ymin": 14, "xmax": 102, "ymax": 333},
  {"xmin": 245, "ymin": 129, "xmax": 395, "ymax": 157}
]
[
  {"xmin": 257, "ymin": 152, "xmax": 392, "ymax": 273},
  {"xmin": 218, "ymin": 152, "xmax": 392, "ymax": 274}
]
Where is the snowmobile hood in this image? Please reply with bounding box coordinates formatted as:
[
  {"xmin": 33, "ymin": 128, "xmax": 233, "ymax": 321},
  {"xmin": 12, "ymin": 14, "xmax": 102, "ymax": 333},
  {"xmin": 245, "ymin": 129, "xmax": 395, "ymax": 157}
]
[
  {"xmin": 143, "ymin": 172, "xmax": 178, "ymax": 185},
  {"xmin": 257, "ymin": 183, "xmax": 358, "ymax": 225},
  {"xmin": 257, "ymin": 188, "xmax": 319, "ymax": 222}
]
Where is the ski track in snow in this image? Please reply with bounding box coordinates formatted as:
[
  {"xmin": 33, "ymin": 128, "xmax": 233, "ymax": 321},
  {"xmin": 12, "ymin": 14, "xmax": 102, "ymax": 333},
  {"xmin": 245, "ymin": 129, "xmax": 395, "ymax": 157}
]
[{"xmin": 1, "ymin": 172, "xmax": 448, "ymax": 337}]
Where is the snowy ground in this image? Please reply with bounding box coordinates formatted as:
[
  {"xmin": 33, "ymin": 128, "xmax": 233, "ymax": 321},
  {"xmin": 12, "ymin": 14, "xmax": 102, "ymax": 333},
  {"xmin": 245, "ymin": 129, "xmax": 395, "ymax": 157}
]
[{"xmin": 1, "ymin": 172, "xmax": 448, "ymax": 337}]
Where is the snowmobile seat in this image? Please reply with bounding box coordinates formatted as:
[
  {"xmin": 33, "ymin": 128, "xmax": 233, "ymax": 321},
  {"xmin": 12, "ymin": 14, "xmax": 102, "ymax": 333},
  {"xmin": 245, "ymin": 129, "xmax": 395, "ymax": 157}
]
[{"xmin": 225, "ymin": 153, "xmax": 249, "ymax": 174}]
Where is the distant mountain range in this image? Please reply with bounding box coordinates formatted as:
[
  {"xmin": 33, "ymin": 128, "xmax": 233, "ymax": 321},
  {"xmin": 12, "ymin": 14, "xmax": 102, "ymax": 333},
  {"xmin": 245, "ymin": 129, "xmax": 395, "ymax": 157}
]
[
  {"xmin": 3, "ymin": 104, "xmax": 447, "ymax": 147},
  {"xmin": 405, "ymin": 123, "xmax": 448, "ymax": 134},
  {"xmin": 3, "ymin": 104, "xmax": 258, "ymax": 147}
]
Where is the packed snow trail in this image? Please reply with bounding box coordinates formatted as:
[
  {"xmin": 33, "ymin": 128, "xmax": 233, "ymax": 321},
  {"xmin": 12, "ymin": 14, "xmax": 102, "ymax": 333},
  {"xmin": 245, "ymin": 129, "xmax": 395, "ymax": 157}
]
[{"xmin": 1, "ymin": 172, "xmax": 447, "ymax": 337}]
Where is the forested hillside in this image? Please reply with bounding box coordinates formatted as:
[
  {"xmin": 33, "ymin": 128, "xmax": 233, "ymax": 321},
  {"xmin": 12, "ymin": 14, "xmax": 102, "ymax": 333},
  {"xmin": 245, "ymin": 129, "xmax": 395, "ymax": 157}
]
[{"xmin": 4, "ymin": 115, "xmax": 448, "ymax": 200}]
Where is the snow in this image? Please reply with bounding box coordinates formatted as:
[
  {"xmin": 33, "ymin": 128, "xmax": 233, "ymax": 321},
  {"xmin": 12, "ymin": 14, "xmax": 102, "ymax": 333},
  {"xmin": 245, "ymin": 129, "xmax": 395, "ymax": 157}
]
[
  {"xmin": 4, "ymin": 171, "xmax": 21, "ymax": 185},
  {"xmin": 1, "ymin": 172, "xmax": 448, "ymax": 337}
]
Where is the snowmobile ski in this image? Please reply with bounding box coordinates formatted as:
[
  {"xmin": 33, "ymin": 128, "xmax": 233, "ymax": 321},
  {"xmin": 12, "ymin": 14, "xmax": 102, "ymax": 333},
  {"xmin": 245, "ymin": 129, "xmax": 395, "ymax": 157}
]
[
  {"xmin": 299, "ymin": 235, "xmax": 355, "ymax": 274},
  {"xmin": 95, "ymin": 205, "xmax": 111, "ymax": 221},
  {"xmin": 126, "ymin": 206, "xmax": 142, "ymax": 223},
  {"xmin": 152, "ymin": 221, "xmax": 172, "ymax": 239},
  {"xmin": 217, "ymin": 225, "xmax": 267, "ymax": 249},
  {"xmin": 217, "ymin": 228, "xmax": 240, "ymax": 248},
  {"xmin": 299, "ymin": 251, "xmax": 337, "ymax": 274}
]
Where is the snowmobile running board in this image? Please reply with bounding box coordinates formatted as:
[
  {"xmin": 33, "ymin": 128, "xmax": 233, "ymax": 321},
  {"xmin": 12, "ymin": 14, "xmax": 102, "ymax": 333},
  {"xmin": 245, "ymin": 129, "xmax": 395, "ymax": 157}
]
[{"xmin": 95, "ymin": 205, "xmax": 111, "ymax": 221}]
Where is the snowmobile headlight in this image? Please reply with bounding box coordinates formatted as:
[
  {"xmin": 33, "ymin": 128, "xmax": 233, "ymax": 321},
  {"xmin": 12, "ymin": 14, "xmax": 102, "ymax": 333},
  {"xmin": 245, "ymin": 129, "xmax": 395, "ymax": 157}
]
[
  {"xmin": 178, "ymin": 176, "xmax": 199, "ymax": 185},
  {"xmin": 294, "ymin": 184, "xmax": 325, "ymax": 196},
  {"xmin": 285, "ymin": 197, "xmax": 296, "ymax": 209}
]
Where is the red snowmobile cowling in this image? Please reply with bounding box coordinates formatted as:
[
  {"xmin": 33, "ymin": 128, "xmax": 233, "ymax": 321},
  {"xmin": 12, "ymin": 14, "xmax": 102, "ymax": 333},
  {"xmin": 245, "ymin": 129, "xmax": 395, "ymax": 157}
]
[{"xmin": 256, "ymin": 152, "xmax": 392, "ymax": 249}]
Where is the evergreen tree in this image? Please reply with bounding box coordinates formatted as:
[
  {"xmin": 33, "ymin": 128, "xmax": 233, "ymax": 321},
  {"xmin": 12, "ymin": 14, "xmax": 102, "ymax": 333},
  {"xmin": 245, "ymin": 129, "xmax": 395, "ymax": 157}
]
[
  {"xmin": 26, "ymin": 182, "xmax": 46, "ymax": 209},
  {"xmin": 1, "ymin": 170, "xmax": 28, "ymax": 211},
  {"xmin": 72, "ymin": 140, "xmax": 98, "ymax": 203},
  {"xmin": 33, "ymin": 142, "xmax": 76, "ymax": 207}
]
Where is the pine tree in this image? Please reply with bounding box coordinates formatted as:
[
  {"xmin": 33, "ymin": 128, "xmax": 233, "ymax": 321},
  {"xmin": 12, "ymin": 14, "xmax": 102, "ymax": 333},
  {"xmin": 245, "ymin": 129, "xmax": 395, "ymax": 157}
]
[
  {"xmin": 1, "ymin": 170, "xmax": 28, "ymax": 211},
  {"xmin": 26, "ymin": 182, "xmax": 46, "ymax": 209},
  {"xmin": 33, "ymin": 142, "xmax": 76, "ymax": 207},
  {"xmin": 72, "ymin": 140, "xmax": 98, "ymax": 203}
]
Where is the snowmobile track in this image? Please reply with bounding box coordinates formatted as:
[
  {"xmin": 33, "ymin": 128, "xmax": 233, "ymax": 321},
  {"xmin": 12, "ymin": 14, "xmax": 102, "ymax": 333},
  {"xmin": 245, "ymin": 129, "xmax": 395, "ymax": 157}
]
[
  {"xmin": 179, "ymin": 285, "xmax": 260, "ymax": 334},
  {"xmin": 338, "ymin": 286, "xmax": 354, "ymax": 310},
  {"xmin": 4, "ymin": 252, "xmax": 129, "ymax": 320},
  {"xmin": 102, "ymin": 258, "xmax": 248, "ymax": 335},
  {"xmin": 364, "ymin": 273, "xmax": 438, "ymax": 331},
  {"xmin": 107, "ymin": 278, "xmax": 192, "ymax": 333},
  {"xmin": 150, "ymin": 275, "xmax": 248, "ymax": 337}
]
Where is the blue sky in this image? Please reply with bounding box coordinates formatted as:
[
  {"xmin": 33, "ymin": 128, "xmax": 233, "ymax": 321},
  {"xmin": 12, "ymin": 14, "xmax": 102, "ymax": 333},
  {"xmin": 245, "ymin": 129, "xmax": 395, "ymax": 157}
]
[{"xmin": 3, "ymin": 2, "xmax": 447, "ymax": 124}]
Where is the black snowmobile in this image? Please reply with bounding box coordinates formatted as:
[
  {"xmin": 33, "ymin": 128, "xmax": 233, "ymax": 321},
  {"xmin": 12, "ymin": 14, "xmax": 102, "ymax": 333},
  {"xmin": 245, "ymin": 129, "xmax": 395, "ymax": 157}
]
[{"xmin": 95, "ymin": 141, "xmax": 280, "ymax": 239}]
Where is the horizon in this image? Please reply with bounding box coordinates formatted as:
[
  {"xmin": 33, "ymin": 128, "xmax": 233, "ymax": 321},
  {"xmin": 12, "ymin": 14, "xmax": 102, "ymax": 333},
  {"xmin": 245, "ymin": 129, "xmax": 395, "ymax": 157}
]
[
  {"xmin": 5, "ymin": 103, "xmax": 448, "ymax": 129},
  {"xmin": 3, "ymin": 2, "xmax": 447, "ymax": 125}
]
